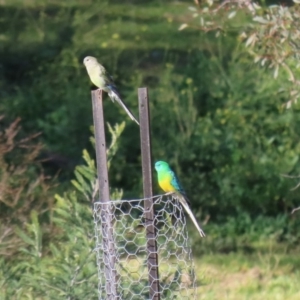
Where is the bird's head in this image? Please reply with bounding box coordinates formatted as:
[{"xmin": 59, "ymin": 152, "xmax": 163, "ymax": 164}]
[
  {"xmin": 155, "ymin": 161, "xmax": 170, "ymax": 172},
  {"xmin": 83, "ymin": 56, "xmax": 98, "ymax": 67}
]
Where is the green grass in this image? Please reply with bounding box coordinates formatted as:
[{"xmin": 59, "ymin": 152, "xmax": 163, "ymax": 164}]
[{"xmin": 195, "ymin": 252, "xmax": 300, "ymax": 300}]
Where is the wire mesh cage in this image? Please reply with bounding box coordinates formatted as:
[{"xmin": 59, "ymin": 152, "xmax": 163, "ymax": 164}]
[{"xmin": 93, "ymin": 194, "xmax": 197, "ymax": 299}]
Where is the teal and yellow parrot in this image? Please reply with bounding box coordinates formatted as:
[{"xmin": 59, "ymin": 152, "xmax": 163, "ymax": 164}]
[
  {"xmin": 83, "ymin": 56, "xmax": 139, "ymax": 125},
  {"xmin": 155, "ymin": 161, "xmax": 205, "ymax": 237}
]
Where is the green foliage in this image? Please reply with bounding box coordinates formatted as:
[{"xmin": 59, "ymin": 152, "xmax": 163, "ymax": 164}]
[
  {"xmin": 181, "ymin": 1, "xmax": 300, "ymax": 105},
  {"xmin": 150, "ymin": 44, "xmax": 300, "ymax": 217},
  {"xmin": 1, "ymin": 122, "xmax": 123, "ymax": 299},
  {"xmin": 0, "ymin": 117, "xmax": 55, "ymax": 258},
  {"xmin": 6, "ymin": 191, "xmax": 98, "ymax": 299},
  {"xmin": 71, "ymin": 122, "xmax": 125, "ymax": 202}
]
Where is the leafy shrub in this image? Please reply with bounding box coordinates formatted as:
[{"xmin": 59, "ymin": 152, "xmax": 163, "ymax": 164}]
[
  {"xmin": 0, "ymin": 116, "xmax": 55, "ymax": 258},
  {"xmin": 1, "ymin": 122, "xmax": 124, "ymax": 299}
]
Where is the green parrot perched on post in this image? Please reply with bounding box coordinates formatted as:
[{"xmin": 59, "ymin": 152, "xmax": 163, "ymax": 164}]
[
  {"xmin": 155, "ymin": 161, "xmax": 205, "ymax": 238},
  {"xmin": 83, "ymin": 56, "xmax": 139, "ymax": 125}
]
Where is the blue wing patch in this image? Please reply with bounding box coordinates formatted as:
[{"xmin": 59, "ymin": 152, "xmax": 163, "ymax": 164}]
[
  {"xmin": 169, "ymin": 169, "xmax": 191, "ymax": 205},
  {"xmin": 170, "ymin": 170, "xmax": 185, "ymax": 194}
]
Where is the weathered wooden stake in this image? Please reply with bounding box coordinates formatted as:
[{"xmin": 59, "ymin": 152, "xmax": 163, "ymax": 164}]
[
  {"xmin": 138, "ymin": 87, "xmax": 161, "ymax": 299},
  {"xmin": 92, "ymin": 90, "xmax": 118, "ymax": 299}
]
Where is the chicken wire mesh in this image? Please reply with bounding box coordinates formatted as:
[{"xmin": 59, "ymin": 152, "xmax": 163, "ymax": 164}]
[{"xmin": 93, "ymin": 194, "xmax": 198, "ymax": 299}]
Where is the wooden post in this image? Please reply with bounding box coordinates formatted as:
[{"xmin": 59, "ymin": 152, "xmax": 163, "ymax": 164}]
[
  {"xmin": 92, "ymin": 90, "xmax": 118, "ymax": 299},
  {"xmin": 138, "ymin": 87, "xmax": 161, "ymax": 299}
]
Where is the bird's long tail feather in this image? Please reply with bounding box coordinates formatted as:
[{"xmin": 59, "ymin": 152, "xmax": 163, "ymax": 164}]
[
  {"xmin": 176, "ymin": 195, "xmax": 205, "ymax": 238},
  {"xmin": 108, "ymin": 89, "xmax": 140, "ymax": 126}
]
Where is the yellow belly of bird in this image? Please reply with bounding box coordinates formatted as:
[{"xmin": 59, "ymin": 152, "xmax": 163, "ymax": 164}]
[{"xmin": 159, "ymin": 178, "xmax": 175, "ymax": 193}]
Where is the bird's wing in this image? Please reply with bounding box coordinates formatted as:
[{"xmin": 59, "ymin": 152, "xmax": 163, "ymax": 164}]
[
  {"xmin": 98, "ymin": 64, "xmax": 107, "ymax": 76},
  {"xmin": 98, "ymin": 65, "xmax": 116, "ymax": 87},
  {"xmin": 170, "ymin": 170, "xmax": 184, "ymax": 192},
  {"xmin": 169, "ymin": 170, "xmax": 190, "ymax": 203},
  {"xmin": 168, "ymin": 169, "xmax": 205, "ymax": 238},
  {"xmin": 98, "ymin": 66, "xmax": 140, "ymax": 125}
]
